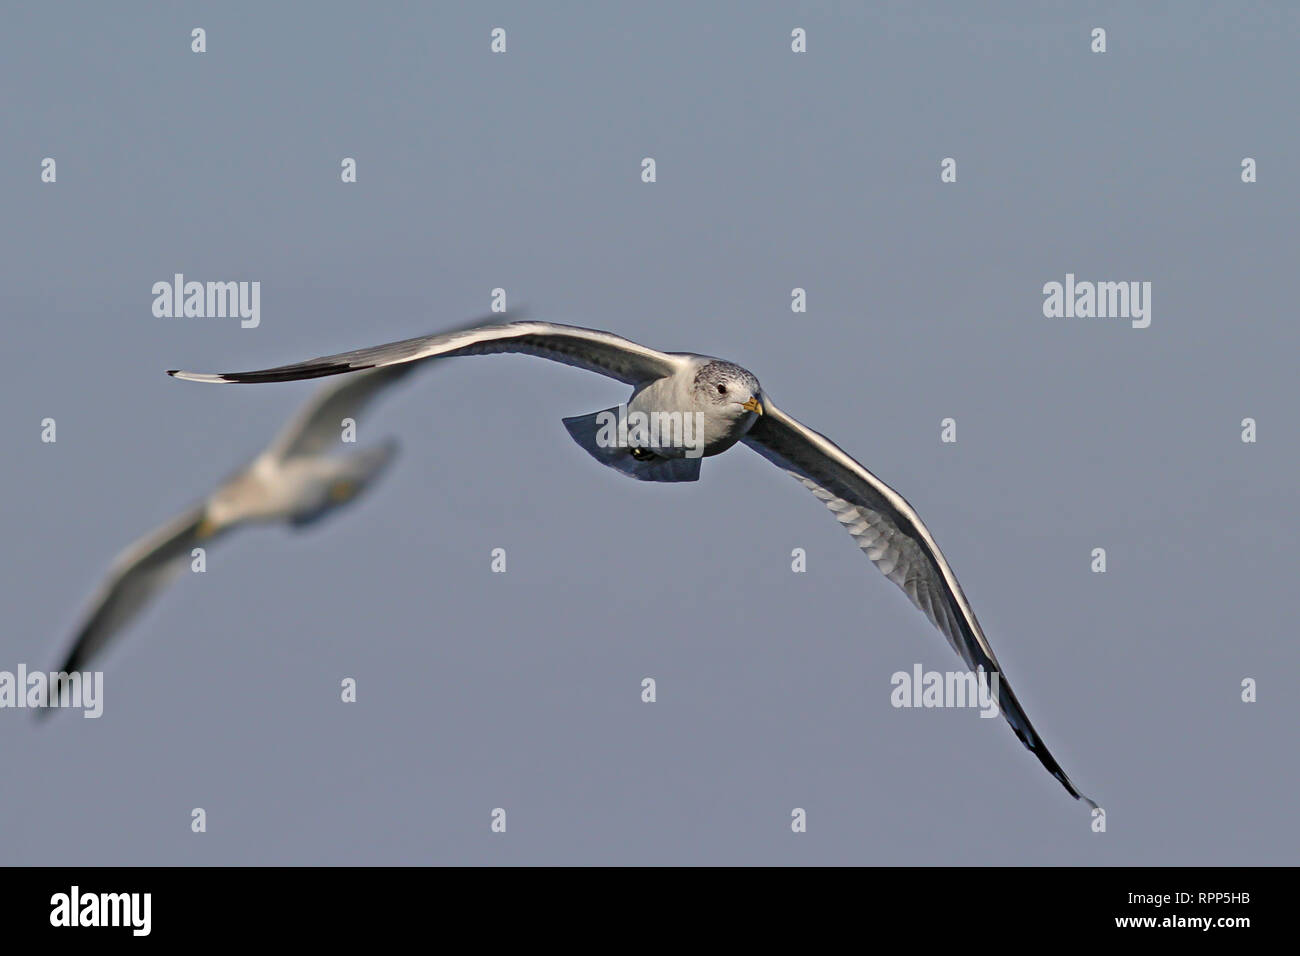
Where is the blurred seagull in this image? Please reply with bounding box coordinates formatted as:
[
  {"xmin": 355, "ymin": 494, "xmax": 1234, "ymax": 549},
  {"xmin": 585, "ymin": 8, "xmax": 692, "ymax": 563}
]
[
  {"xmin": 169, "ymin": 320, "xmax": 1095, "ymax": 807},
  {"xmin": 38, "ymin": 364, "xmax": 412, "ymax": 713}
]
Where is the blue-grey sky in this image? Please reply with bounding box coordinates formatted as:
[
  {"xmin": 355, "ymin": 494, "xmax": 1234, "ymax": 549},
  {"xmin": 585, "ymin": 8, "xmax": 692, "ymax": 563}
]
[{"xmin": 3, "ymin": 1, "xmax": 1296, "ymax": 864}]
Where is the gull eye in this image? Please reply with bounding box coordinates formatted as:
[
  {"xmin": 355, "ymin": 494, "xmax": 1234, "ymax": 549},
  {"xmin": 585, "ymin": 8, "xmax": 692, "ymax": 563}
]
[
  {"xmin": 716, "ymin": 384, "xmax": 727, "ymax": 395},
  {"xmin": 629, "ymin": 447, "xmax": 656, "ymax": 461}
]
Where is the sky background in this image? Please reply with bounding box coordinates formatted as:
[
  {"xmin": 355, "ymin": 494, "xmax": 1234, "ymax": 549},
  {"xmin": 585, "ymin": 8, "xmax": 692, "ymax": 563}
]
[{"xmin": 2, "ymin": 1, "xmax": 1296, "ymax": 864}]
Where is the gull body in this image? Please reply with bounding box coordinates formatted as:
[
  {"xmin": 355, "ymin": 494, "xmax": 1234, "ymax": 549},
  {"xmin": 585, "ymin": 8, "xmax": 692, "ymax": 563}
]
[
  {"xmin": 202, "ymin": 446, "xmax": 382, "ymax": 532},
  {"xmin": 560, "ymin": 356, "xmax": 764, "ymax": 479},
  {"xmin": 170, "ymin": 319, "xmax": 1095, "ymax": 808},
  {"xmin": 39, "ymin": 365, "xmax": 411, "ymax": 702}
]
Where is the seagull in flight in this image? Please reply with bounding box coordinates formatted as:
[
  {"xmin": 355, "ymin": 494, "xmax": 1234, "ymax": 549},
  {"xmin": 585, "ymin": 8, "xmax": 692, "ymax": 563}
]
[
  {"xmin": 169, "ymin": 319, "xmax": 1095, "ymax": 807},
  {"xmin": 38, "ymin": 365, "xmax": 412, "ymax": 716}
]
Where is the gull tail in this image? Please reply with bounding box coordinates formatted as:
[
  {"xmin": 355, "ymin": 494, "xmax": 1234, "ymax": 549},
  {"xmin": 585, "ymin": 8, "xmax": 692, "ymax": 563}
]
[{"xmin": 562, "ymin": 406, "xmax": 702, "ymax": 483}]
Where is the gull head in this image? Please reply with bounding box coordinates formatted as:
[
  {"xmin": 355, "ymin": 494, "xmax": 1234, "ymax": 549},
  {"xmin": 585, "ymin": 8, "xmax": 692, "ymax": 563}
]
[{"xmin": 692, "ymin": 360, "xmax": 764, "ymax": 433}]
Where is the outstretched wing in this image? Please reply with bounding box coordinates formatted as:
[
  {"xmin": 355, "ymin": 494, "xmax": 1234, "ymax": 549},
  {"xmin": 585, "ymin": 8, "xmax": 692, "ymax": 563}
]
[
  {"xmin": 744, "ymin": 399, "xmax": 1093, "ymax": 806},
  {"xmin": 265, "ymin": 364, "xmax": 416, "ymax": 461},
  {"xmin": 39, "ymin": 504, "xmax": 214, "ymax": 713},
  {"xmin": 170, "ymin": 320, "xmax": 689, "ymax": 388}
]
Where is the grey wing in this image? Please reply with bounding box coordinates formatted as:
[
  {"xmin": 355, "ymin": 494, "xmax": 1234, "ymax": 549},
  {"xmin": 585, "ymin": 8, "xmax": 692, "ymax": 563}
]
[
  {"xmin": 41, "ymin": 504, "xmax": 212, "ymax": 699},
  {"xmin": 265, "ymin": 364, "xmax": 416, "ymax": 461},
  {"xmin": 169, "ymin": 319, "xmax": 688, "ymax": 388},
  {"xmin": 743, "ymin": 400, "xmax": 1093, "ymax": 806}
]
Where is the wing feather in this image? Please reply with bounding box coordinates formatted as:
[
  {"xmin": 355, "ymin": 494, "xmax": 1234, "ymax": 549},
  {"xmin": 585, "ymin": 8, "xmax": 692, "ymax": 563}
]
[
  {"xmin": 266, "ymin": 364, "xmax": 415, "ymax": 461},
  {"xmin": 170, "ymin": 320, "xmax": 687, "ymax": 388},
  {"xmin": 744, "ymin": 400, "xmax": 1093, "ymax": 806},
  {"xmin": 39, "ymin": 504, "xmax": 212, "ymax": 708}
]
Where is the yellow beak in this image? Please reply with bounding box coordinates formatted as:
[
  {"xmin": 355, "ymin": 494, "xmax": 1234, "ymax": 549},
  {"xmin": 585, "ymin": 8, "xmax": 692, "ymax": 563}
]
[{"xmin": 742, "ymin": 396, "xmax": 763, "ymax": 415}]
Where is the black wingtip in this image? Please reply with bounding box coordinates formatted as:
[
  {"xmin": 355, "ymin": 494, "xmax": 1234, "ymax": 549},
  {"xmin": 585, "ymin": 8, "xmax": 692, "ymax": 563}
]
[
  {"xmin": 169, "ymin": 363, "xmax": 374, "ymax": 384},
  {"xmin": 225, "ymin": 363, "xmax": 372, "ymax": 383}
]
